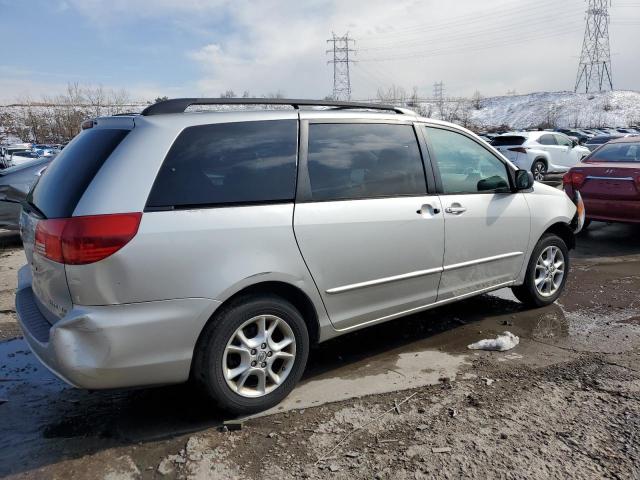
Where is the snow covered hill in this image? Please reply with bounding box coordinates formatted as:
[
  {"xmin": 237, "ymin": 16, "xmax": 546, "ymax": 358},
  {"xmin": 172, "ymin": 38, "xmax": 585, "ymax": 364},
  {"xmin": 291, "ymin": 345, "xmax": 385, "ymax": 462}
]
[{"xmin": 469, "ymin": 90, "xmax": 640, "ymax": 129}]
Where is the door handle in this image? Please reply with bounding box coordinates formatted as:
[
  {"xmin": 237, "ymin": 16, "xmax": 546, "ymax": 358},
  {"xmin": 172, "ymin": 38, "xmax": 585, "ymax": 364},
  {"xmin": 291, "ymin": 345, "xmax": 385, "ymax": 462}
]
[
  {"xmin": 445, "ymin": 206, "xmax": 467, "ymax": 214},
  {"xmin": 417, "ymin": 203, "xmax": 441, "ymax": 215}
]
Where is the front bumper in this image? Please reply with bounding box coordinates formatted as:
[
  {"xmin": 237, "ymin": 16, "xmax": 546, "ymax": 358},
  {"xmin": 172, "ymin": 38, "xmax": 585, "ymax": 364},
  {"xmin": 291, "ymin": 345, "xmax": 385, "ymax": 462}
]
[{"xmin": 15, "ymin": 265, "xmax": 220, "ymax": 389}]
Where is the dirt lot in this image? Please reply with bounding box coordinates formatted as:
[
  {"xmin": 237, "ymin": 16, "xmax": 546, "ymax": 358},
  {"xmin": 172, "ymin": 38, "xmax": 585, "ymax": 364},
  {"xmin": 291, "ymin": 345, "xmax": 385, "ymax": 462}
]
[{"xmin": 1, "ymin": 222, "xmax": 640, "ymax": 479}]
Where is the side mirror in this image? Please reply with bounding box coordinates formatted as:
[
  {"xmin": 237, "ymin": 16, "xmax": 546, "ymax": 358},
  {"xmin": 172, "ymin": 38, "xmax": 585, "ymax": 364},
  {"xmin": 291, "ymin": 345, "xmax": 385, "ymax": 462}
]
[
  {"xmin": 571, "ymin": 138, "xmax": 578, "ymax": 148},
  {"xmin": 515, "ymin": 169, "xmax": 534, "ymax": 190}
]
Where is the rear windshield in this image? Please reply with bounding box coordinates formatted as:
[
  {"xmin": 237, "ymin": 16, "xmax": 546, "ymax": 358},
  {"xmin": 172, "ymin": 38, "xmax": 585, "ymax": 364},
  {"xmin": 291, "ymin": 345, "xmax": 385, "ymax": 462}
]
[
  {"xmin": 27, "ymin": 128, "xmax": 129, "ymax": 218},
  {"xmin": 491, "ymin": 136, "xmax": 526, "ymax": 146},
  {"xmin": 586, "ymin": 142, "xmax": 640, "ymax": 162}
]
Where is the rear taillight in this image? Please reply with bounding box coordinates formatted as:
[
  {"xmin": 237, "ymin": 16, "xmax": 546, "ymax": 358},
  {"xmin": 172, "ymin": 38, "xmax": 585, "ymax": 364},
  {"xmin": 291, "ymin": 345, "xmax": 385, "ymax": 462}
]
[
  {"xmin": 562, "ymin": 171, "xmax": 585, "ymax": 189},
  {"xmin": 508, "ymin": 147, "xmax": 527, "ymax": 154},
  {"xmin": 34, "ymin": 213, "xmax": 142, "ymax": 265}
]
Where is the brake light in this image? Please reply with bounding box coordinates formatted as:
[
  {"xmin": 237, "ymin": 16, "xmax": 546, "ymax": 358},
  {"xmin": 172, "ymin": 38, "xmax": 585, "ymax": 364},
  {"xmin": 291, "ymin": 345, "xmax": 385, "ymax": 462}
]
[
  {"xmin": 34, "ymin": 213, "xmax": 142, "ymax": 265},
  {"xmin": 508, "ymin": 147, "xmax": 528, "ymax": 154},
  {"xmin": 563, "ymin": 171, "xmax": 585, "ymax": 189}
]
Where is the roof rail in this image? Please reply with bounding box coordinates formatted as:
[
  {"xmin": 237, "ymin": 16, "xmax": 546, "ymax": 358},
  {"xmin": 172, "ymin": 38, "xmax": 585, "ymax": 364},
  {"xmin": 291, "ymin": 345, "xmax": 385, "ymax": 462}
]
[{"xmin": 140, "ymin": 98, "xmax": 414, "ymax": 116}]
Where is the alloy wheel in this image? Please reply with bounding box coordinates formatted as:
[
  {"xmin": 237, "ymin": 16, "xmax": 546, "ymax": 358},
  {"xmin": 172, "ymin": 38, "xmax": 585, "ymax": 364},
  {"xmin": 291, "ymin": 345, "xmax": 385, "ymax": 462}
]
[
  {"xmin": 534, "ymin": 246, "xmax": 565, "ymax": 297},
  {"xmin": 223, "ymin": 315, "xmax": 296, "ymax": 398},
  {"xmin": 533, "ymin": 162, "xmax": 546, "ymax": 181}
]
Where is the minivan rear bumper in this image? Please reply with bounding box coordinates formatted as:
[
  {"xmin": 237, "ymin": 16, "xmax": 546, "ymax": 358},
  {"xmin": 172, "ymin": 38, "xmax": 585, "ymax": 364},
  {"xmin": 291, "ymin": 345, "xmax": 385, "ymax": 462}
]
[{"xmin": 15, "ymin": 265, "xmax": 220, "ymax": 389}]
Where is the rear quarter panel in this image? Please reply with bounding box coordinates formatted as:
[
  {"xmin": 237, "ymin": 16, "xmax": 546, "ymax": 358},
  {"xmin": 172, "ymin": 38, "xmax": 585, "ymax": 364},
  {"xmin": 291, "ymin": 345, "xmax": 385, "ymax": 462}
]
[{"xmin": 64, "ymin": 205, "xmax": 333, "ymax": 337}]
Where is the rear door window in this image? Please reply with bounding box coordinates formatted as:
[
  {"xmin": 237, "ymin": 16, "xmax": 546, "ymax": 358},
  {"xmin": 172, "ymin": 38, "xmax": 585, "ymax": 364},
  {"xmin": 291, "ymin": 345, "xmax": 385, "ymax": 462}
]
[
  {"xmin": 306, "ymin": 123, "xmax": 426, "ymax": 201},
  {"xmin": 538, "ymin": 134, "xmax": 557, "ymax": 145},
  {"xmin": 27, "ymin": 128, "xmax": 129, "ymax": 218},
  {"xmin": 146, "ymin": 120, "xmax": 298, "ymax": 209}
]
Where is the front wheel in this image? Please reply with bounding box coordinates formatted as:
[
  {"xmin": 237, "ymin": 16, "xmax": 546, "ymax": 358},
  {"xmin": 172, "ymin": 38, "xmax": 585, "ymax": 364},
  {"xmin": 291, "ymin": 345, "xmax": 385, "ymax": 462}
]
[
  {"xmin": 531, "ymin": 160, "xmax": 547, "ymax": 181},
  {"xmin": 193, "ymin": 294, "xmax": 309, "ymax": 415},
  {"xmin": 511, "ymin": 234, "xmax": 569, "ymax": 307}
]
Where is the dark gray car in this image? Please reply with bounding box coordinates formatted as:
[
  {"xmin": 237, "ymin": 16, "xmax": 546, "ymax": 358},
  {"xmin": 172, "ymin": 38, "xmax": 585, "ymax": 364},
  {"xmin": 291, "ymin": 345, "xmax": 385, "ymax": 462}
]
[{"xmin": 0, "ymin": 158, "xmax": 50, "ymax": 230}]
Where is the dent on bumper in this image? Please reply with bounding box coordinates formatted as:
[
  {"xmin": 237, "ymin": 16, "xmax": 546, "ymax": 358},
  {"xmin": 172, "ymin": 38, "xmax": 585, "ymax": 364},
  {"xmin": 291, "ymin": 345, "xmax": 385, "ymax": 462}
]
[{"xmin": 15, "ymin": 266, "xmax": 221, "ymax": 389}]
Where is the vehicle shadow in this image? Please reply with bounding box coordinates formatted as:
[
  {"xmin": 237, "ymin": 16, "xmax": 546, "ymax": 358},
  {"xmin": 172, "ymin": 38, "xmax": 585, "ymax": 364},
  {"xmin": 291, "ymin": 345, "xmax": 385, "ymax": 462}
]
[
  {"xmin": 574, "ymin": 221, "xmax": 640, "ymax": 260},
  {"xmin": 0, "ymin": 292, "xmax": 539, "ymax": 476},
  {"xmin": 0, "ymin": 230, "xmax": 22, "ymax": 250}
]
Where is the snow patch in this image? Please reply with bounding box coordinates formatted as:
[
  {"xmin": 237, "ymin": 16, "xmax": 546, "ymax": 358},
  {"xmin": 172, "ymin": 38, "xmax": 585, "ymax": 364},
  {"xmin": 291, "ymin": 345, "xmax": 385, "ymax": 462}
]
[{"xmin": 467, "ymin": 331, "xmax": 520, "ymax": 352}]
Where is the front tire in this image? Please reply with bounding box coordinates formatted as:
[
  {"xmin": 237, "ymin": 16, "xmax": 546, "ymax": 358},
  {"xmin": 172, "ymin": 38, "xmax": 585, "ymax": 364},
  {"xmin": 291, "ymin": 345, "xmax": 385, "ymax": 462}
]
[
  {"xmin": 193, "ymin": 294, "xmax": 309, "ymax": 415},
  {"xmin": 511, "ymin": 234, "xmax": 569, "ymax": 307}
]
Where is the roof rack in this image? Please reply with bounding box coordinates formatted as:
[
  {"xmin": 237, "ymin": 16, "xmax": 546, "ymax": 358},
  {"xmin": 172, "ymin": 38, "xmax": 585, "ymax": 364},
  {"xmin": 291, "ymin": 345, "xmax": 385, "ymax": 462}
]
[{"xmin": 140, "ymin": 98, "xmax": 414, "ymax": 116}]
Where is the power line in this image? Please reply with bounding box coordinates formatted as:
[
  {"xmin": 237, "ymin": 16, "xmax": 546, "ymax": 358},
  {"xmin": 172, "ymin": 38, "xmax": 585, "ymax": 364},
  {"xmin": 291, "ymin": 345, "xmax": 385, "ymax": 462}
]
[
  {"xmin": 360, "ymin": 14, "xmax": 583, "ymax": 52},
  {"xmin": 326, "ymin": 33, "xmax": 356, "ymax": 100},
  {"xmin": 358, "ymin": 25, "xmax": 583, "ymax": 62},
  {"xmin": 357, "ymin": 0, "xmax": 583, "ymax": 43},
  {"xmin": 574, "ymin": 0, "xmax": 614, "ymax": 92}
]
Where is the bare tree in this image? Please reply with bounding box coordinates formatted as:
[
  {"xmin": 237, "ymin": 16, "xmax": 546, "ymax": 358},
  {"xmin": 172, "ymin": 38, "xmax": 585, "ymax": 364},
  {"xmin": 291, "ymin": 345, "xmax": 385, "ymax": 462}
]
[
  {"xmin": 85, "ymin": 85, "xmax": 106, "ymax": 118},
  {"xmin": 107, "ymin": 88, "xmax": 131, "ymax": 115},
  {"xmin": 2, "ymin": 82, "xmax": 134, "ymax": 144}
]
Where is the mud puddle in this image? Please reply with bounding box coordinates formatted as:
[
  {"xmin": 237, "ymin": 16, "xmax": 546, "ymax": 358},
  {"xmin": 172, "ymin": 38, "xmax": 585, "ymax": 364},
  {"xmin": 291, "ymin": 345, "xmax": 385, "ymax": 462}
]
[{"xmin": 2, "ymin": 277, "xmax": 640, "ymax": 476}]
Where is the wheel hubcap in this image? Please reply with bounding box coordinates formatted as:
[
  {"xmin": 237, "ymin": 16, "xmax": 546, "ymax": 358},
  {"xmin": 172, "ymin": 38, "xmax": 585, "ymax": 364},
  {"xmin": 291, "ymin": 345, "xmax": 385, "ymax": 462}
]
[
  {"xmin": 534, "ymin": 246, "xmax": 565, "ymax": 297},
  {"xmin": 223, "ymin": 315, "xmax": 296, "ymax": 398},
  {"xmin": 533, "ymin": 163, "xmax": 546, "ymax": 181}
]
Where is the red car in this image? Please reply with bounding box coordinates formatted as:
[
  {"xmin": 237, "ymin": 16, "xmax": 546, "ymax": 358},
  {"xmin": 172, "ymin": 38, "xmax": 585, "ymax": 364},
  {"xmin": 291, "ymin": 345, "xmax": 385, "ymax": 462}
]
[{"xmin": 563, "ymin": 136, "xmax": 640, "ymax": 226}]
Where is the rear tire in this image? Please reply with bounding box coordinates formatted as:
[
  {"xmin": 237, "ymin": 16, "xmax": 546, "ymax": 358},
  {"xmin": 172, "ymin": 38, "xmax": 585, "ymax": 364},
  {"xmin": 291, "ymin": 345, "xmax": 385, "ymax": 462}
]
[
  {"xmin": 511, "ymin": 234, "xmax": 569, "ymax": 308},
  {"xmin": 193, "ymin": 294, "xmax": 309, "ymax": 415},
  {"xmin": 531, "ymin": 160, "xmax": 547, "ymax": 181}
]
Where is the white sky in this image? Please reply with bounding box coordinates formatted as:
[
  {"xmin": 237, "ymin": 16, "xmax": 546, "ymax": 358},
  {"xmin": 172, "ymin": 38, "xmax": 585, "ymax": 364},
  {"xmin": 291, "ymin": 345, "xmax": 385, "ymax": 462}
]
[{"xmin": 1, "ymin": 0, "xmax": 639, "ymax": 102}]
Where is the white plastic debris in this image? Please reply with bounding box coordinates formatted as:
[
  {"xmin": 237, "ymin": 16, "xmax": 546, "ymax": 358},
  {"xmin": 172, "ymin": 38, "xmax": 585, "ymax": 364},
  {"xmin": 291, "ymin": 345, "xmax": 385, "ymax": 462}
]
[{"xmin": 467, "ymin": 331, "xmax": 519, "ymax": 352}]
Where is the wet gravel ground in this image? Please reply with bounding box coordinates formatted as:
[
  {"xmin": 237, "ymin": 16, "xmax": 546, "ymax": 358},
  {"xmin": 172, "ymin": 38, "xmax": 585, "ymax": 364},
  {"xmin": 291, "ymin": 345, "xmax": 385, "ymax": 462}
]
[{"xmin": 1, "ymin": 222, "xmax": 640, "ymax": 479}]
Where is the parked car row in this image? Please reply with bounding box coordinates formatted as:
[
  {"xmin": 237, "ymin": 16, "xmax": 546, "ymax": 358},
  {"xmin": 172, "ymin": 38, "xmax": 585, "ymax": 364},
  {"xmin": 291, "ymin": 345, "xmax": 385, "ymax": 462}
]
[
  {"xmin": 478, "ymin": 127, "xmax": 640, "ymax": 149},
  {"xmin": 0, "ymin": 143, "xmax": 62, "ymax": 168}
]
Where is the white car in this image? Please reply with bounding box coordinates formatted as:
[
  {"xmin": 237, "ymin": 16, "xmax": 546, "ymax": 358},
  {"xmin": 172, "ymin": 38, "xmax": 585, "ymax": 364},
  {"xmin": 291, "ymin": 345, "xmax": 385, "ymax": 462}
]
[
  {"xmin": 492, "ymin": 131, "xmax": 590, "ymax": 180},
  {"xmin": 10, "ymin": 151, "xmax": 42, "ymax": 166}
]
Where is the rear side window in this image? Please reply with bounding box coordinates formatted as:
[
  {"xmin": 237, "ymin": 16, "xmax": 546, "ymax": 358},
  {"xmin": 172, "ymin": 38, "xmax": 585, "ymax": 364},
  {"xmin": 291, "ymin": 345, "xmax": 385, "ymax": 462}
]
[
  {"xmin": 146, "ymin": 120, "xmax": 298, "ymax": 209},
  {"xmin": 587, "ymin": 142, "xmax": 640, "ymax": 162},
  {"xmin": 538, "ymin": 134, "xmax": 557, "ymax": 145},
  {"xmin": 306, "ymin": 123, "xmax": 426, "ymax": 201},
  {"xmin": 491, "ymin": 136, "xmax": 526, "ymax": 146},
  {"xmin": 28, "ymin": 128, "xmax": 129, "ymax": 218}
]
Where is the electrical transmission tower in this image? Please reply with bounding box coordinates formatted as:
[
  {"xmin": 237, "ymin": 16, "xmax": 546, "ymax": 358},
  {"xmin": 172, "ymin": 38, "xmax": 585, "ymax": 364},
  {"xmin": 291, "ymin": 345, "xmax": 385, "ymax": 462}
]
[
  {"xmin": 574, "ymin": 0, "xmax": 613, "ymax": 93},
  {"xmin": 326, "ymin": 33, "xmax": 356, "ymax": 100},
  {"xmin": 433, "ymin": 81, "xmax": 445, "ymax": 116}
]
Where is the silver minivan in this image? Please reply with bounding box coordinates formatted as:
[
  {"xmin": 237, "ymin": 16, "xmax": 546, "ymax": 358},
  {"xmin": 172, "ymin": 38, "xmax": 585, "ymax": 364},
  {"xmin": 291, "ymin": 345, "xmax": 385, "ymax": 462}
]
[{"xmin": 16, "ymin": 99, "xmax": 581, "ymax": 414}]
